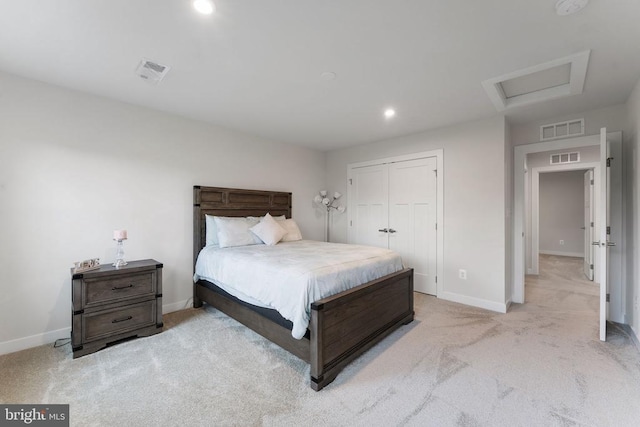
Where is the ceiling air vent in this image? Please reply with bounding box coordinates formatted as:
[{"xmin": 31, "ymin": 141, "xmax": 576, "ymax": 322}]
[
  {"xmin": 540, "ymin": 118, "xmax": 584, "ymax": 141},
  {"xmin": 550, "ymin": 151, "xmax": 580, "ymax": 165},
  {"xmin": 135, "ymin": 59, "xmax": 171, "ymax": 84}
]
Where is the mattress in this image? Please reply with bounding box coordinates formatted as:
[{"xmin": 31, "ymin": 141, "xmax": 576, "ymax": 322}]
[{"xmin": 194, "ymin": 240, "xmax": 404, "ymax": 339}]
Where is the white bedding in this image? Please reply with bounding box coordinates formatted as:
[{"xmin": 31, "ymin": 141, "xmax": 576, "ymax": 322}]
[{"xmin": 194, "ymin": 240, "xmax": 404, "ymax": 339}]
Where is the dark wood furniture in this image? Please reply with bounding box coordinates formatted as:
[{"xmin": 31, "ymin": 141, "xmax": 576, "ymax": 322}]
[
  {"xmin": 71, "ymin": 259, "xmax": 163, "ymax": 358},
  {"xmin": 193, "ymin": 186, "xmax": 414, "ymax": 391}
]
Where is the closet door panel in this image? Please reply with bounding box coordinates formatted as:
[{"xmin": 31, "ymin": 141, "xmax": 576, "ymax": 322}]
[
  {"xmin": 350, "ymin": 164, "xmax": 389, "ymax": 249},
  {"xmin": 389, "ymin": 158, "xmax": 437, "ymax": 295},
  {"xmin": 349, "ymin": 156, "xmax": 438, "ymax": 296}
]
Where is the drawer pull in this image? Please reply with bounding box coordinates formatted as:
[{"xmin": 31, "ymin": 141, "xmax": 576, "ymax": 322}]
[
  {"xmin": 112, "ymin": 316, "xmax": 133, "ymax": 324},
  {"xmin": 112, "ymin": 284, "xmax": 134, "ymax": 291}
]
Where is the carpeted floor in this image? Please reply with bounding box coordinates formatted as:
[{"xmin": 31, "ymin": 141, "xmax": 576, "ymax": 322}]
[{"xmin": 2, "ymin": 254, "xmax": 640, "ymax": 426}]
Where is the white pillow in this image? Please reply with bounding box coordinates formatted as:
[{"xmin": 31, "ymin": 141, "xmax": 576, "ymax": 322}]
[
  {"xmin": 250, "ymin": 213, "xmax": 287, "ymax": 245},
  {"xmin": 248, "ymin": 215, "xmax": 286, "ymax": 222},
  {"xmin": 205, "ymin": 215, "xmax": 219, "ymax": 246},
  {"xmin": 280, "ymin": 219, "xmax": 303, "ymax": 242},
  {"xmin": 214, "ymin": 216, "xmax": 261, "ymax": 248}
]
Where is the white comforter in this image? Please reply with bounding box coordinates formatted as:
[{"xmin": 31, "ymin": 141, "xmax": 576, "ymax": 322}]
[{"xmin": 194, "ymin": 240, "xmax": 404, "ymax": 339}]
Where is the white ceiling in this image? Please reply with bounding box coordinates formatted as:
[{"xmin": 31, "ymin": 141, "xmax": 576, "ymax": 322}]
[{"xmin": 1, "ymin": 0, "xmax": 639, "ymax": 151}]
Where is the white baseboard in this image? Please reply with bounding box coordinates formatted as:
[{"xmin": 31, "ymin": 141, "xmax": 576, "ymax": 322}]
[
  {"xmin": 163, "ymin": 299, "xmax": 192, "ymax": 314},
  {"xmin": 0, "ymin": 327, "xmax": 71, "ymax": 356},
  {"xmin": 539, "ymin": 250, "xmax": 584, "ymax": 258},
  {"xmin": 439, "ymin": 291, "xmax": 508, "ymax": 313}
]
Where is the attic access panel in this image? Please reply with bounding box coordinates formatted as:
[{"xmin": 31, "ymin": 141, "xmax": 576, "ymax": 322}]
[
  {"xmin": 482, "ymin": 51, "xmax": 590, "ymax": 111},
  {"xmin": 500, "ymin": 63, "xmax": 571, "ymax": 99}
]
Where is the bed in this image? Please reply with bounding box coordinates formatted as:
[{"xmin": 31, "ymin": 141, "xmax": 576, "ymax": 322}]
[{"xmin": 193, "ymin": 186, "xmax": 414, "ymax": 391}]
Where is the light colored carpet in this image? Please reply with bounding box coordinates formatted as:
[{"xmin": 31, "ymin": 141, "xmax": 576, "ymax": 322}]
[{"xmin": 2, "ymin": 254, "xmax": 640, "ymax": 426}]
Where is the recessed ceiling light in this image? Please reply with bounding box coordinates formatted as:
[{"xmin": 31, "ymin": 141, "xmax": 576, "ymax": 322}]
[
  {"xmin": 193, "ymin": 0, "xmax": 215, "ymax": 15},
  {"xmin": 384, "ymin": 108, "xmax": 396, "ymax": 119},
  {"xmin": 556, "ymin": 0, "xmax": 588, "ymax": 16}
]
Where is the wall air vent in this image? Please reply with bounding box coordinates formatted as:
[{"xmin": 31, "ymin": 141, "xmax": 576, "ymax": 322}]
[
  {"xmin": 540, "ymin": 118, "xmax": 584, "ymax": 141},
  {"xmin": 550, "ymin": 151, "xmax": 580, "ymax": 165},
  {"xmin": 135, "ymin": 59, "xmax": 171, "ymax": 84}
]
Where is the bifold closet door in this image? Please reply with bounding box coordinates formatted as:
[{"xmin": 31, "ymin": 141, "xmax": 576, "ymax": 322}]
[
  {"xmin": 350, "ymin": 157, "xmax": 437, "ymax": 295},
  {"xmin": 388, "ymin": 158, "xmax": 437, "ymax": 295},
  {"xmin": 351, "ymin": 164, "xmax": 389, "ymax": 249}
]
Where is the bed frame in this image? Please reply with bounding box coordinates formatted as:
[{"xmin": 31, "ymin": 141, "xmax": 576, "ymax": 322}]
[{"xmin": 193, "ymin": 186, "xmax": 414, "ymax": 391}]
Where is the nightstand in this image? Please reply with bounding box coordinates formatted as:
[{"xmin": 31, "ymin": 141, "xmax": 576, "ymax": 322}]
[{"xmin": 71, "ymin": 259, "xmax": 163, "ymax": 358}]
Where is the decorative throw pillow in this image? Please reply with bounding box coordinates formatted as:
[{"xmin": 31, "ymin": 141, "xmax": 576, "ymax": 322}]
[
  {"xmin": 214, "ymin": 216, "xmax": 261, "ymax": 248},
  {"xmin": 279, "ymin": 219, "xmax": 303, "ymax": 242},
  {"xmin": 250, "ymin": 213, "xmax": 287, "ymax": 245}
]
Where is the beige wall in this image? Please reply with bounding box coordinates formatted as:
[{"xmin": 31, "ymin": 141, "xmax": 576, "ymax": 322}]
[
  {"xmin": 625, "ymin": 78, "xmax": 640, "ymax": 336},
  {"xmin": 0, "ymin": 71, "xmax": 326, "ymax": 354},
  {"xmin": 326, "ymin": 116, "xmax": 508, "ymax": 312},
  {"xmin": 539, "ymin": 171, "xmax": 585, "ymax": 256}
]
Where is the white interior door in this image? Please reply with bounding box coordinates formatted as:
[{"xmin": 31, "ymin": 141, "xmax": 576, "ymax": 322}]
[
  {"xmin": 388, "ymin": 158, "xmax": 438, "ymax": 295},
  {"xmin": 350, "ymin": 164, "xmax": 389, "ymax": 249},
  {"xmin": 583, "ymin": 170, "xmax": 594, "ymax": 281},
  {"xmin": 597, "ymin": 128, "xmax": 610, "ymax": 341}
]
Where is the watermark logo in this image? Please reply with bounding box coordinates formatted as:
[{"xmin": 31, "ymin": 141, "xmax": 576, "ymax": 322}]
[{"xmin": 0, "ymin": 405, "xmax": 68, "ymax": 427}]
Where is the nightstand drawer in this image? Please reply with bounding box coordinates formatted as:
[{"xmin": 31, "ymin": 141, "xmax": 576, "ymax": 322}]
[
  {"xmin": 84, "ymin": 271, "xmax": 156, "ymax": 306},
  {"xmin": 83, "ymin": 300, "xmax": 156, "ymax": 343}
]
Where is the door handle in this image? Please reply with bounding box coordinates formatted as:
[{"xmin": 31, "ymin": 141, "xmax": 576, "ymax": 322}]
[
  {"xmin": 388, "ymin": 229, "xmax": 397, "ymax": 233},
  {"xmin": 592, "ymin": 241, "xmax": 616, "ymax": 247},
  {"xmin": 378, "ymin": 228, "xmax": 389, "ymax": 233},
  {"xmin": 580, "ymin": 227, "xmax": 586, "ymax": 230}
]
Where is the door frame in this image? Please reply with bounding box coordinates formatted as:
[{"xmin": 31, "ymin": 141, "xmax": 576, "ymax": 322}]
[
  {"xmin": 530, "ymin": 162, "xmax": 600, "ymax": 275},
  {"xmin": 513, "ymin": 132, "xmax": 624, "ymax": 323},
  {"xmin": 513, "ymin": 134, "xmax": 599, "ymax": 303},
  {"xmin": 347, "ymin": 149, "xmax": 444, "ymax": 297}
]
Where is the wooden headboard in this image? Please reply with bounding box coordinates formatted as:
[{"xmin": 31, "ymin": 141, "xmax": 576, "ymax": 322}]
[{"xmin": 193, "ymin": 186, "xmax": 292, "ymax": 267}]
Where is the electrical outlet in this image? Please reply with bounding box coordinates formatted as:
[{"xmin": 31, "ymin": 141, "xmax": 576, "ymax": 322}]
[
  {"xmin": 459, "ymin": 269, "xmax": 467, "ymax": 280},
  {"xmin": 559, "ymin": 240, "xmax": 565, "ymax": 245}
]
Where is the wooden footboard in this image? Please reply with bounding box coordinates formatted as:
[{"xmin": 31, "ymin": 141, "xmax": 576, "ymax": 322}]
[
  {"xmin": 194, "ymin": 268, "xmax": 414, "ymax": 391},
  {"xmin": 309, "ymin": 268, "xmax": 414, "ymax": 390}
]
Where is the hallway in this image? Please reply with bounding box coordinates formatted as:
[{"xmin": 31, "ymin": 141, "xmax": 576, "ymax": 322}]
[{"xmin": 525, "ymin": 254, "xmax": 599, "ymax": 316}]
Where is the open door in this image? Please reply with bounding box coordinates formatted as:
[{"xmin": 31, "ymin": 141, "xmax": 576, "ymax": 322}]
[
  {"xmin": 597, "ymin": 128, "xmax": 611, "ymax": 341},
  {"xmin": 583, "ymin": 170, "xmax": 594, "ymax": 281}
]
